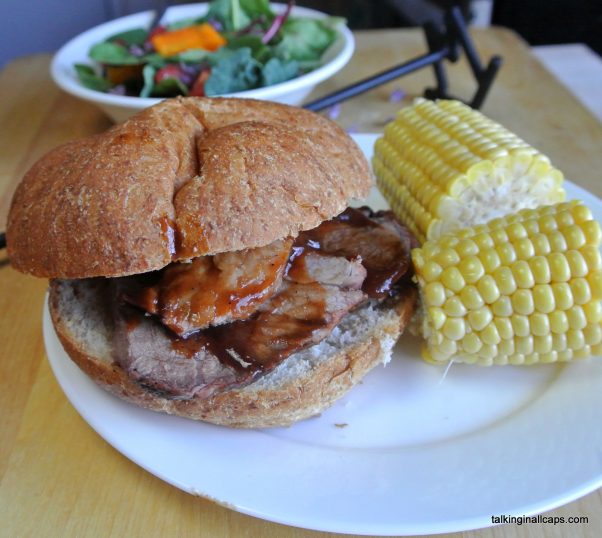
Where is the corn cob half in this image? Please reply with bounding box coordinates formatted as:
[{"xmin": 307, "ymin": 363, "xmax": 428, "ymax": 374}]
[
  {"xmin": 412, "ymin": 201, "xmax": 602, "ymax": 365},
  {"xmin": 373, "ymin": 99, "xmax": 566, "ymax": 243}
]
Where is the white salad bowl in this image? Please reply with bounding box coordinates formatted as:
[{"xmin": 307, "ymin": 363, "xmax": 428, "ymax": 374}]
[{"xmin": 51, "ymin": 3, "xmax": 354, "ymax": 123}]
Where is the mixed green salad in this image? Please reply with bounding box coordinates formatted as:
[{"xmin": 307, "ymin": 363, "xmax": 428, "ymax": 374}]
[{"xmin": 75, "ymin": 0, "xmax": 343, "ymax": 98}]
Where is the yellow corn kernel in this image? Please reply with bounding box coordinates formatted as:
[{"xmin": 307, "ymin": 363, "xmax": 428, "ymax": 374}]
[
  {"xmin": 570, "ymin": 203, "xmax": 592, "ymax": 223},
  {"xmin": 516, "ymin": 336, "xmax": 534, "ymax": 355},
  {"xmin": 584, "ymin": 324, "xmax": 602, "ymax": 346},
  {"xmin": 566, "ymin": 306, "xmax": 587, "ymax": 330},
  {"xmin": 499, "ymin": 339, "xmax": 515, "ymax": 355},
  {"xmin": 507, "ymin": 222, "xmax": 527, "ymax": 241},
  {"xmin": 428, "ymin": 307, "xmax": 446, "ymax": 330},
  {"xmin": 570, "ymin": 278, "xmax": 592, "ymax": 305},
  {"xmin": 562, "ymin": 225, "xmax": 586, "ymax": 249},
  {"xmin": 421, "ymin": 260, "xmax": 443, "ymax": 282},
  {"xmin": 424, "ymin": 282, "xmax": 446, "ymax": 307},
  {"xmin": 460, "ymin": 285, "xmax": 485, "ymax": 310},
  {"xmin": 552, "ymin": 282, "xmax": 574, "ymax": 310},
  {"xmin": 549, "ymin": 310, "xmax": 569, "ymax": 334},
  {"xmin": 434, "ymin": 248, "xmax": 460, "ymax": 268},
  {"xmin": 548, "ymin": 230, "xmax": 568, "ymax": 252},
  {"xmin": 514, "ymin": 238, "xmax": 535, "ymax": 260},
  {"xmin": 411, "ymin": 200, "xmax": 601, "ymax": 365},
  {"xmin": 478, "ymin": 248, "xmax": 501, "ymax": 273},
  {"xmin": 566, "ymin": 250, "xmax": 588, "ymax": 277},
  {"xmin": 374, "ymin": 99, "xmax": 565, "ymax": 242},
  {"xmin": 478, "ymin": 344, "xmax": 498, "ymax": 360},
  {"xmin": 508, "ymin": 353, "xmax": 525, "ymax": 365},
  {"xmin": 443, "ymin": 318, "xmax": 466, "ymax": 340},
  {"xmin": 461, "ymin": 332, "xmax": 483, "ymax": 354},
  {"xmin": 539, "ymin": 215, "xmax": 558, "ymax": 234},
  {"xmin": 587, "ymin": 272, "xmax": 602, "ymax": 300},
  {"xmin": 539, "ymin": 350, "xmax": 558, "ymax": 363},
  {"xmin": 555, "ymin": 210, "xmax": 575, "ymax": 229},
  {"xmin": 574, "ymin": 346, "xmax": 592, "ymax": 359},
  {"xmin": 557, "ymin": 349, "xmax": 574, "ymax": 361},
  {"xmin": 473, "ymin": 232, "xmax": 495, "ymax": 250},
  {"xmin": 582, "ymin": 220, "xmax": 601, "ymax": 244},
  {"xmin": 444, "ymin": 296, "xmax": 468, "ymax": 317},
  {"xmin": 458, "ymin": 256, "xmax": 485, "ymax": 284},
  {"xmin": 581, "ymin": 245, "xmax": 601, "ymax": 271},
  {"xmin": 481, "ymin": 324, "xmax": 501, "ymax": 345},
  {"xmin": 531, "ymin": 233, "xmax": 551, "ymax": 256},
  {"xmin": 493, "ymin": 317, "xmax": 513, "ymax": 340},
  {"xmin": 510, "ymin": 314, "xmax": 531, "ymax": 337},
  {"xmin": 456, "ymin": 238, "xmax": 479, "ymax": 257},
  {"xmin": 533, "ymin": 334, "xmax": 553, "ymax": 354},
  {"xmin": 533, "ymin": 284, "xmax": 555, "ymax": 314},
  {"xmin": 529, "ymin": 313, "xmax": 550, "ymax": 336},
  {"xmin": 489, "ymin": 229, "xmax": 508, "ymax": 246},
  {"xmin": 548, "ymin": 252, "xmax": 571, "ymax": 282},
  {"xmin": 552, "ymin": 332, "xmax": 568, "ymax": 351},
  {"xmin": 441, "ymin": 266, "xmax": 465, "ymax": 293},
  {"xmin": 492, "ymin": 296, "xmax": 513, "ymax": 317},
  {"xmin": 468, "ymin": 307, "xmax": 493, "ymax": 331},
  {"xmin": 498, "ymin": 243, "xmax": 517, "ymax": 265},
  {"xmin": 493, "ymin": 266, "xmax": 517, "ymax": 295},
  {"xmin": 511, "ymin": 260, "xmax": 535, "ymax": 289},
  {"xmin": 567, "ymin": 329, "xmax": 585, "ymax": 350},
  {"xmin": 477, "ymin": 275, "xmax": 501, "ymax": 304},
  {"xmin": 529, "ymin": 256, "xmax": 551, "ymax": 285},
  {"xmin": 512, "ymin": 289, "xmax": 535, "ymax": 315},
  {"xmin": 583, "ymin": 301, "xmax": 602, "ymax": 323}
]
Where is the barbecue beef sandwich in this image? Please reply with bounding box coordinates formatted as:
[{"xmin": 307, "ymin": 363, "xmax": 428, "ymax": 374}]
[{"xmin": 7, "ymin": 97, "xmax": 416, "ymax": 428}]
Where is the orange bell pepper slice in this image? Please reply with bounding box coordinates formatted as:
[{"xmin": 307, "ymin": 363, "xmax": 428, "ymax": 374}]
[{"xmin": 151, "ymin": 23, "xmax": 227, "ymax": 57}]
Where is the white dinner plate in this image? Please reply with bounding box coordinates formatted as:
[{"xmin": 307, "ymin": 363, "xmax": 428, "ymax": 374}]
[{"xmin": 44, "ymin": 134, "xmax": 602, "ymax": 536}]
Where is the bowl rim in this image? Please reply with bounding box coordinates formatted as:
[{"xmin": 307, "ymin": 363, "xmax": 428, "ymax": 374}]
[{"xmin": 51, "ymin": 2, "xmax": 354, "ymax": 109}]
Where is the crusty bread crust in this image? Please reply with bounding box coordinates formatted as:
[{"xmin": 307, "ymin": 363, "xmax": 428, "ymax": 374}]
[
  {"xmin": 49, "ymin": 279, "xmax": 416, "ymax": 428},
  {"xmin": 7, "ymin": 98, "xmax": 371, "ymax": 278}
]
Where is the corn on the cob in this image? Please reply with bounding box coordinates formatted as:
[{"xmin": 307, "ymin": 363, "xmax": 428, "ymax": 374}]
[
  {"xmin": 373, "ymin": 99, "xmax": 566, "ymax": 243},
  {"xmin": 412, "ymin": 201, "xmax": 602, "ymax": 365}
]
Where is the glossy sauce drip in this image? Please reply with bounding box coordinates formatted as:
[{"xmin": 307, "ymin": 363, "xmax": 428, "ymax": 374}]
[
  {"xmin": 168, "ymin": 286, "xmax": 328, "ymax": 375},
  {"xmin": 126, "ymin": 239, "xmax": 292, "ymax": 336},
  {"xmin": 290, "ymin": 207, "xmax": 409, "ymax": 298}
]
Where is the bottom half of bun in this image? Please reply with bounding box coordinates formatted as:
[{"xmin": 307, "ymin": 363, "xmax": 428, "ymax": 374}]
[{"xmin": 49, "ymin": 279, "xmax": 416, "ymax": 428}]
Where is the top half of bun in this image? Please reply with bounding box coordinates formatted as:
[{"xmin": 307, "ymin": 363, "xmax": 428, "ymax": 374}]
[{"xmin": 7, "ymin": 97, "xmax": 372, "ymax": 279}]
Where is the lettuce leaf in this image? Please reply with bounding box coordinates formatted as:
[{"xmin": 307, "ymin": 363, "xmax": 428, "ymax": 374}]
[
  {"xmin": 106, "ymin": 28, "xmax": 148, "ymax": 45},
  {"xmin": 274, "ymin": 17, "xmax": 339, "ymax": 62},
  {"xmin": 205, "ymin": 48, "xmax": 260, "ymax": 95},
  {"xmin": 89, "ymin": 42, "xmax": 145, "ymax": 65},
  {"xmin": 139, "ymin": 64, "xmax": 156, "ymax": 97},
  {"xmin": 240, "ymin": 0, "xmax": 273, "ymax": 18},
  {"xmin": 152, "ymin": 77, "xmax": 189, "ymax": 97},
  {"xmin": 225, "ymin": 35, "xmax": 271, "ymax": 62},
  {"xmin": 74, "ymin": 64, "xmax": 112, "ymax": 92},
  {"xmin": 207, "ymin": 0, "xmax": 251, "ymax": 31},
  {"xmin": 261, "ymin": 57, "xmax": 299, "ymax": 86}
]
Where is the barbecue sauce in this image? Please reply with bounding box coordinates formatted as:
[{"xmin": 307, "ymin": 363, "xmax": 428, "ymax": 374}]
[
  {"xmin": 169, "ymin": 287, "xmax": 328, "ymax": 376},
  {"xmin": 289, "ymin": 207, "xmax": 410, "ymax": 298},
  {"xmin": 125, "ymin": 239, "xmax": 292, "ymax": 336},
  {"xmin": 123, "ymin": 207, "xmax": 413, "ymax": 391}
]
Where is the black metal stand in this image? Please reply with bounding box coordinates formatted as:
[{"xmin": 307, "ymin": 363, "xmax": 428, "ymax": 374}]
[{"xmin": 303, "ymin": 6, "xmax": 502, "ymax": 112}]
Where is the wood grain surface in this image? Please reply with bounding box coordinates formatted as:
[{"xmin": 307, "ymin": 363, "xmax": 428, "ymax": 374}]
[{"xmin": 0, "ymin": 27, "xmax": 601, "ymax": 538}]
